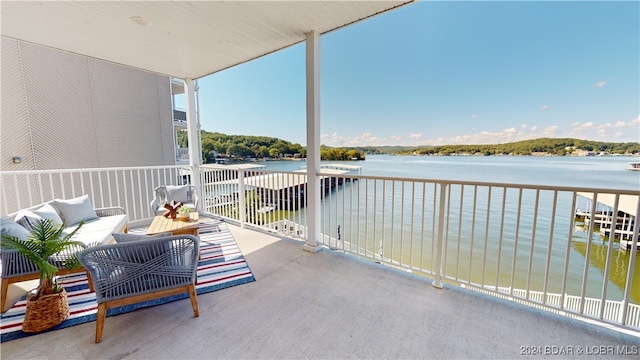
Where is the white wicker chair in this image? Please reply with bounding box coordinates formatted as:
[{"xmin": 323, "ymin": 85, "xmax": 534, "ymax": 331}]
[
  {"xmin": 150, "ymin": 185, "xmax": 198, "ymax": 216},
  {"xmin": 78, "ymin": 234, "xmax": 200, "ymax": 343}
]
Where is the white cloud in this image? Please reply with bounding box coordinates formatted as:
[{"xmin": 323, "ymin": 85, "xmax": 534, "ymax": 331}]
[
  {"xmin": 541, "ymin": 125, "xmax": 559, "ymax": 137},
  {"xmin": 541, "ymin": 105, "xmax": 551, "ymax": 110},
  {"xmin": 321, "ymin": 132, "xmax": 390, "ymax": 147},
  {"xmin": 471, "ymin": 114, "xmax": 477, "ymax": 119},
  {"xmin": 321, "ymin": 115, "xmax": 640, "ymax": 147},
  {"xmin": 442, "ymin": 127, "xmax": 528, "ymax": 145},
  {"xmin": 569, "ymin": 116, "xmax": 640, "ymax": 140},
  {"xmin": 593, "ymin": 81, "xmax": 607, "ymax": 88}
]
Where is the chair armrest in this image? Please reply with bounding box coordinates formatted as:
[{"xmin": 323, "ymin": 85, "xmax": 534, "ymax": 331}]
[
  {"xmin": 78, "ymin": 235, "xmax": 200, "ymax": 304},
  {"xmin": 192, "ymin": 191, "xmax": 199, "ymax": 209},
  {"xmin": 1, "ymin": 249, "xmax": 39, "ymax": 278},
  {"xmin": 95, "ymin": 206, "xmax": 126, "ymax": 217},
  {"xmin": 150, "ymin": 198, "xmax": 160, "ymax": 214}
]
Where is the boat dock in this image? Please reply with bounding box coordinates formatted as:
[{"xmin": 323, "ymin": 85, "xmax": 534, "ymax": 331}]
[{"xmin": 576, "ymin": 192, "xmax": 639, "ymax": 250}]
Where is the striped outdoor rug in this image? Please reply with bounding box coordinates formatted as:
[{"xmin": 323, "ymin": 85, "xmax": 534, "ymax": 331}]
[{"xmin": 0, "ymin": 218, "xmax": 255, "ymax": 342}]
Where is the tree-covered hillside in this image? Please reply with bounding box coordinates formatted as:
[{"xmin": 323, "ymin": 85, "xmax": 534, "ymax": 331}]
[
  {"xmin": 393, "ymin": 138, "xmax": 640, "ymax": 156},
  {"xmin": 178, "ymin": 132, "xmax": 638, "ymax": 162},
  {"xmin": 177, "ymin": 131, "xmax": 305, "ymax": 161},
  {"xmin": 177, "ymin": 131, "xmax": 365, "ymax": 162}
]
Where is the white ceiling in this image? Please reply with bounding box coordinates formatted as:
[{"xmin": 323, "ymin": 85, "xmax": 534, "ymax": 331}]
[{"xmin": 1, "ymin": 1, "xmax": 413, "ymax": 80}]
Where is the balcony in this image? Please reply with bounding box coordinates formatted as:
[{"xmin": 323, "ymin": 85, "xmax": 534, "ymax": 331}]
[
  {"xmin": 1, "ymin": 217, "xmax": 638, "ymax": 358},
  {"xmin": 2, "ymin": 165, "xmax": 639, "ymax": 353},
  {"xmin": 173, "ymin": 109, "xmax": 187, "ymax": 129}
]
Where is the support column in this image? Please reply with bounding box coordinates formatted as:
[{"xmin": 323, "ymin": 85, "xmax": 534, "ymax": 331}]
[
  {"xmin": 304, "ymin": 31, "xmax": 322, "ymax": 253},
  {"xmin": 184, "ymin": 78, "xmax": 203, "ymax": 213}
]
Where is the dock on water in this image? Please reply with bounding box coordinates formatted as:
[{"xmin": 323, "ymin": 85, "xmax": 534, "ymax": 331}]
[
  {"xmin": 576, "ymin": 192, "xmax": 639, "ymax": 250},
  {"xmin": 205, "ymin": 165, "xmax": 358, "ymax": 211}
]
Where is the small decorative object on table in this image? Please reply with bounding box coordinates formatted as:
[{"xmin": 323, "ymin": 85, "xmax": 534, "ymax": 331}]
[
  {"xmin": 163, "ymin": 201, "xmax": 183, "ymax": 219},
  {"xmin": 178, "ymin": 206, "xmax": 194, "ymax": 221}
]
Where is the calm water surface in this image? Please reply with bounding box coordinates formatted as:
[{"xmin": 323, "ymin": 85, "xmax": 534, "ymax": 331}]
[
  {"xmin": 257, "ymin": 155, "xmax": 639, "ymax": 190},
  {"xmin": 248, "ymin": 155, "xmax": 640, "ymax": 303}
]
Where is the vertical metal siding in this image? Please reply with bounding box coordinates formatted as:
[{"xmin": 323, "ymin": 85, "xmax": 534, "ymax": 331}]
[
  {"xmin": 20, "ymin": 41, "xmax": 99, "ymax": 170},
  {"xmin": 1, "ymin": 38, "xmax": 34, "ymax": 171},
  {"xmin": 90, "ymin": 59, "xmax": 171, "ymax": 167},
  {"xmin": 0, "ymin": 38, "xmax": 175, "ymax": 172},
  {"xmin": 156, "ymin": 76, "xmax": 175, "ymax": 164}
]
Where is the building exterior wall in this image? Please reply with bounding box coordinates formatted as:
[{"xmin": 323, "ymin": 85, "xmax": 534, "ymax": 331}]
[{"xmin": 1, "ymin": 37, "xmax": 175, "ymax": 171}]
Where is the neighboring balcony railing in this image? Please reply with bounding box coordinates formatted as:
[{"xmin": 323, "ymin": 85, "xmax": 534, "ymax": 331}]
[
  {"xmin": 2, "ymin": 166, "xmax": 639, "ymax": 333},
  {"xmin": 173, "ymin": 109, "xmax": 187, "ymax": 122}
]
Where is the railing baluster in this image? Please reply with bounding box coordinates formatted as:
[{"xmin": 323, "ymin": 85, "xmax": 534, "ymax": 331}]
[
  {"xmin": 526, "ymin": 190, "xmax": 541, "ymax": 300},
  {"xmin": 420, "ymin": 182, "xmax": 426, "ymax": 274},
  {"xmin": 409, "ymin": 181, "xmax": 415, "ymax": 269},
  {"xmin": 455, "ymin": 185, "xmax": 464, "ymax": 280},
  {"xmin": 599, "ymin": 194, "xmax": 619, "ymax": 320},
  {"xmin": 620, "ymin": 198, "xmax": 640, "ymax": 325},
  {"xmin": 468, "ymin": 186, "xmax": 478, "ymax": 283},
  {"xmin": 496, "ymin": 187, "xmax": 507, "ymax": 291},
  {"xmin": 542, "ymin": 191, "xmax": 559, "ymax": 304},
  {"xmin": 580, "ymin": 192, "xmax": 598, "ymax": 315},
  {"xmin": 433, "ymin": 182, "xmax": 447, "ymax": 289},
  {"xmin": 443, "ymin": 183, "xmax": 451, "ymax": 274},
  {"xmin": 481, "ymin": 186, "xmax": 492, "ymax": 287},
  {"xmin": 510, "ymin": 188, "xmax": 523, "ymax": 297}
]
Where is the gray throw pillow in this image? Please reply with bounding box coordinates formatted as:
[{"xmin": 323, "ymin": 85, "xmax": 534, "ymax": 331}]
[
  {"xmin": 112, "ymin": 232, "xmax": 173, "ymax": 263},
  {"xmin": 53, "ymin": 195, "xmax": 98, "ymax": 226},
  {"xmin": 165, "ymin": 185, "xmax": 189, "ymax": 203},
  {"xmin": 112, "ymin": 232, "xmax": 171, "ymax": 243},
  {"xmin": 33, "ymin": 203, "xmax": 63, "ymax": 225},
  {"xmin": 1, "ymin": 217, "xmax": 31, "ymax": 240}
]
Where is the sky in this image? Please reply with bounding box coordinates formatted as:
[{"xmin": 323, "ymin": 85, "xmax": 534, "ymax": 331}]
[{"xmin": 183, "ymin": 1, "xmax": 639, "ymax": 148}]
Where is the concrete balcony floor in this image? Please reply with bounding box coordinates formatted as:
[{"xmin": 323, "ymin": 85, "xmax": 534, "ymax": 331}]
[{"xmin": 2, "ymin": 221, "xmax": 638, "ymax": 359}]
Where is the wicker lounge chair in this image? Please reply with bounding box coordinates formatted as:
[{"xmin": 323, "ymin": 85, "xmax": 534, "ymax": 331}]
[
  {"xmin": 78, "ymin": 234, "xmax": 200, "ymax": 343},
  {"xmin": 150, "ymin": 185, "xmax": 199, "ymax": 216}
]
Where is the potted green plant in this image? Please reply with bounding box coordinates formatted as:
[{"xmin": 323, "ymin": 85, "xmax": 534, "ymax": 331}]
[
  {"xmin": 1, "ymin": 218, "xmax": 83, "ymax": 332},
  {"xmin": 177, "ymin": 206, "xmax": 194, "ymax": 221}
]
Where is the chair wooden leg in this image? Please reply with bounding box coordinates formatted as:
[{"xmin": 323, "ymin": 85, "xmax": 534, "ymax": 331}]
[
  {"xmin": 188, "ymin": 284, "xmax": 199, "ymax": 317},
  {"xmin": 85, "ymin": 270, "xmax": 95, "ymax": 292},
  {"xmin": 1, "ymin": 278, "xmax": 9, "ymax": 312},
  {"xmin": 95, "ymin": 303, "xmax": 107, "ymax": 343}
]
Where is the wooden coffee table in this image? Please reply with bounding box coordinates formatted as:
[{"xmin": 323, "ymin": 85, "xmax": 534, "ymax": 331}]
[{"xmin": 147, "ymin": 212, "xmax": 200, "ymax": 237}]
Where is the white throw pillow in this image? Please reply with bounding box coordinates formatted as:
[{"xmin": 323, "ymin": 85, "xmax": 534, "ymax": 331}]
[
  {"xmin": 165, "ymin": 185, "xmax": 189, "ymax": 203},
  {"xmin": 53, "ymin": 195, "xmax": 98, "ymax": 226},
  {"xmin": 1, "ymin": 217, "xmax": 31, "ymax": 240},
  {"xmin": 33, "ymin": 203, "xmax": 63, "ymax": 225}
]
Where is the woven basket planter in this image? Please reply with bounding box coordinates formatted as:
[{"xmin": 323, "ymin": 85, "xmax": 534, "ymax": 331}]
[{"xmin": 22, "ymin": 288, "xmax": 69, "ymax": 333}]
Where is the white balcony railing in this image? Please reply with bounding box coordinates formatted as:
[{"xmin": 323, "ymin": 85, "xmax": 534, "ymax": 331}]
[{"xmin": 2, "ymin": 165, "xmax": 639, "ymax": 333}]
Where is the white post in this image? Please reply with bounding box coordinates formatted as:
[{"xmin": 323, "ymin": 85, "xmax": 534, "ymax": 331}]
[
  {"xmin": 238, "ymin": 170, "xmax": 246, "ymax": 228},
  {"xmin": 184, "ymin": 78, "xmax": 203, "ymax": 213},
  {"xmin": 432, "ymin": 183, "xmax": 447, "ymax": 289},
  {"xmin": 304, "ymin": 31, "xmax": 322, "ymax": 253}
]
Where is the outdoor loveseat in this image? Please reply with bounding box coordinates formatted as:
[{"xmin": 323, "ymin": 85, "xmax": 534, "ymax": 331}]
[{"xmin": 0, "ymin": 195, "xmax": 128, "ymax": 311}]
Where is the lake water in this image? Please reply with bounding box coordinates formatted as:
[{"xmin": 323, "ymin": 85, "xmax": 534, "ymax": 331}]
[
  {"xmin": 255, "ymin": 154, "xmax": 640, "ymax": 190},
  {"xmin": 245, "ymin": 155, "xmax": 640, "ymax": 304}
]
